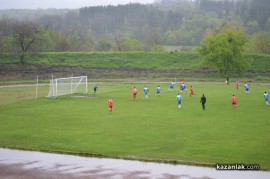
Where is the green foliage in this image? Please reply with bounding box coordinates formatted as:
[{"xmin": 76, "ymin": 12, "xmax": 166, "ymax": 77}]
[
  {"xmin": 0, "ymin": 83, "xmax": 270, "ymax": 169},
  {"xmin": 96, "ymin": 38, "xmax": 112, "ymax": 52},
  {"xmin": 112, "ymin": 38, "xmax": 142, "ymax": 51},
  {"xmin": 3, "ymin": 35, "xmax": 17, "ymax": 53},
  {"xmin": 249, "ymin": 0, "xmax": 270, "ymax": 29},
  {"xmin": 246, "ymin": 53, "xmax": 270, "ymax": 72},
  {"xmin": 1, "ymin": 0, "xmax": 270, "ymax": 51},
  {"xmin": 0, "ymin": 52, "xmax": 201, "ymax": 70},
  {"xmin": 143, "ymin": 33, "xmax": 165, "ymax": 52},
  {"xmin": 198, "ymin": 24, "xmax": 251, "ymax": 76},
  {"xmin": 250, "ymin": 31, "xmax": 270, "ymax": 54},
  {"xmin": 0, "ymin": 52, "xmax": 270, "ymax": 76},
  {"xmin": 245, "ymin": 20, "xmax": 260, "ymax": 35}
]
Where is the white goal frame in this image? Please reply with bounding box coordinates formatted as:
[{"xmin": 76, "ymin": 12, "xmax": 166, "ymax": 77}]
[{"xmin": 47, "ymin": 76, "xmax": 88, "ymax": 97}]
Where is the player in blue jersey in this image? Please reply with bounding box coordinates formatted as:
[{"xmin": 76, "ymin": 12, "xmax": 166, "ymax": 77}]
[
  {"xmin": 263, "ymin": 91, "xmax": 269, "ymax": 106},
  {"xmin": 180, "ymin": 82, "xmax": 185, "ymax": 92},
  {"xmin": 144, "ymin": 86, "xmax": 149, "ymax": 99},
  {"xmin": 176, "ymin": 93, "xmax": 182, "ymax": 109},
  {"xmin": 244, "ymin": 83, "xmax": 250, "ymax": 94},
  {"xmin": 168, "ymin": 81, "xmax": 175, "ymax": 91},
  {"xmin": 156, "ymin": 85, "xmax": 161, "ymax": 96}
]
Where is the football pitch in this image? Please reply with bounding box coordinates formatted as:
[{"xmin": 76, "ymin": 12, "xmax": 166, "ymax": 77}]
[{"xmin": 0, "ymin": 82, "xmax": 269, "ymax": 170}]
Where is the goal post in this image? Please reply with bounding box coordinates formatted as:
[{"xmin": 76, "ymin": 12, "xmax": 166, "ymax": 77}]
[{"xmin": 47, "ymin": 76, "xmax": 88, "ymax": 97}]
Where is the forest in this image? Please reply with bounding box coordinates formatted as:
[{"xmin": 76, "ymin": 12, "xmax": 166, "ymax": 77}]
[{"xmin": 0, "ymin": 0, "xmax": 269, "ymax": 54}]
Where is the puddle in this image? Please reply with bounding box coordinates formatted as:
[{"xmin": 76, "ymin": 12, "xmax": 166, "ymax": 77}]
[{"xmin": 0, "ymin": 148, "xmax": 269, "ymax": 179}]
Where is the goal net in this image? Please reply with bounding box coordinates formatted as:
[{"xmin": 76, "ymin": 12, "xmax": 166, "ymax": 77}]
[{"xmin": 47, "ymin": 76, "xmax": 88, "ymax": 97}]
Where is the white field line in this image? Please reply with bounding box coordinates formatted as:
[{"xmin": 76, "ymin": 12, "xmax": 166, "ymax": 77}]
[{"xmin": 0, "ymin": 84, "xmax": 48, "ymax": 88}]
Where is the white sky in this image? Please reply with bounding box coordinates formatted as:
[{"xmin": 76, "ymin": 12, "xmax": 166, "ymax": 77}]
[{"xmin": 0, "ymin": 0, "xmax": 155, "ymax": 9}]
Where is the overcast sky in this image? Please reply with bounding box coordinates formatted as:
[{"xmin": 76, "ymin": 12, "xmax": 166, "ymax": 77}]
[{"xmin": 0, "ymin": 0, "xmax": 155, "ymax": 9}]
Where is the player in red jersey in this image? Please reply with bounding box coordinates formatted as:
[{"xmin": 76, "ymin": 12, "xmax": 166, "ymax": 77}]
[
  {"xmin": 180, "ymin": 80, "xmax": 184, "ymax": 86},
  {"xmin": 231, "ymin": 94, "xmax": 237, "ymax": 109},
  {"xmin": 108, "ymin": 98, "xmax": 113, "ymax": 113},
  {"xmin": 132, "ymin": 87, "xmax": 138, "ymax": 100},
  {"xmin": 189, "ymin": 86, "xmax": 196, "ymax": 97}
]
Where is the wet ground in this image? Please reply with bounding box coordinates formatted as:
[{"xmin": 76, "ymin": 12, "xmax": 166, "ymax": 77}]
[{"xmin": 0, "ymin": 148, "xmax": 269, "ymax": 179}]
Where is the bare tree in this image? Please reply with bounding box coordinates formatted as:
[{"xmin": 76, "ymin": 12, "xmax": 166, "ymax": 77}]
[
  {"xmin": 11, "ymin": 21, "xmax": 42, "ymax": 64},
  {"xmin": 115, "ymin": 37, "xmax": 122, "ymax": 51}
]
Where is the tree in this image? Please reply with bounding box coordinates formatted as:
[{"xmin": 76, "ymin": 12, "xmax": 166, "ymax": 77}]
[
  {"xmin": 11, "ymin": 21, "xmax": 42, "ymax": 64},
  {"xmin": 143, "ymin": 32, "xmax": 165, "ymax": 52},
  {"xmin": 114, "ymin": 37, "xmax": 122, "ymax": 51},
  {"xmin": 249, "ymin": 0, "xmax": 270, "ymax": 30},
  {"xmin": 251, "ymin": 31, "xmax": 270, "ymax": 54},
  {"xmin": 112, "ymin": 37, "xmax": 142, "ymax": 51},
  {"xmin": 246, "ymin": 20, "xmax": 260, "ymax": 35},
  {"xmin": 95, "ymin": 38, "xmax": 112, "ymax": 51},
  {"xmin": 198, "ymin": 24, "xmax": 251, "ymax": 76}
]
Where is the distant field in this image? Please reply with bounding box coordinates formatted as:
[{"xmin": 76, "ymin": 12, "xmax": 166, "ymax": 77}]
[{"xmin": 0, "ymin": 82, "xmax": 270, "ymax": 170}]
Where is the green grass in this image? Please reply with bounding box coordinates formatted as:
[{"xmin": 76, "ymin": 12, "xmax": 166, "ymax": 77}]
[
  {"xmin": 0, "ymin": 82, "xmax": 270, "ymax": 169},
  {"xmin": 0, "ymin": 52, "xmax": 200, "ymax": 70},
  {"xmin": 1, "ymin": 52, "xmax": 270, "ymax": 71}
]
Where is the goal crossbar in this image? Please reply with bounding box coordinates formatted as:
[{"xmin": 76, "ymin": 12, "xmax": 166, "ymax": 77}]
[{"xmin": 47, "ymin": 76, "xmax": 88, "ymax": 98}]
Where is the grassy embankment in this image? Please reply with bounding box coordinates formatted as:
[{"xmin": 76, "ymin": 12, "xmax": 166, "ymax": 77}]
[{"xmin": 0, "ymin": 52, "xmax": 270, "ymax": 82}]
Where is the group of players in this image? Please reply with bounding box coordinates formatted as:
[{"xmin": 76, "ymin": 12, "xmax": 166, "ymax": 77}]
[
  {"xmin": 228, "ymin": 79, "xmax": 269, "ymax": 108},
  {"xmin": 106, "ymin": 80, "xmax": 269, "ymax": 113},
  {"xmin": 131, "ymin": 81, "xmax": 207, "ymax": 111}
]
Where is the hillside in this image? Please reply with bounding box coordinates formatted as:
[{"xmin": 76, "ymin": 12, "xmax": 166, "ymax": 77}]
[
  {"xmin": 0, "ymin": 52, "xmax": 269, "ymax": 81},
  {"xmin": 0, "ymin": 0, "xmax": 270, "ymax": 54}
]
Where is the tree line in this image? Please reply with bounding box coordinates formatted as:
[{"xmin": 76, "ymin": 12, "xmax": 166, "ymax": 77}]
[{"xmin": 0, "ymin": 0, "xmax": 269, "ymax": 57}]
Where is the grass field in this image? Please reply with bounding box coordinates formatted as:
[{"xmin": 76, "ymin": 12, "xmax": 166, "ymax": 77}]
[
  {"xmin": 0, "ymin": 82, "xmax": 270, "ymax": 170},
  {"xmin": 1, "ymin": 52, "xmax": 270, "ymax": 72}
]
